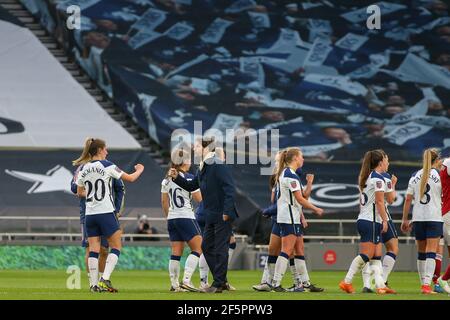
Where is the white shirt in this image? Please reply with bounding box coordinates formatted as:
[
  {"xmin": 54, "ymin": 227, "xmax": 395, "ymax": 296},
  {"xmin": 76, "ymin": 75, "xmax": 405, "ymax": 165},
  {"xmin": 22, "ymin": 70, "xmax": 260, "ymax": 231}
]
[
  {"xmin": 406, "ymin": 168, "xmax": 442, "ymax": 222},
  {"xmin": 277, "ymin": 168, "xmax": 302, "ymax": 224},
  {"xmin": 358, "ymin": 171, "xmax": 386, "ymax": 223},
  {"xmin": 161, "ymin": 172, "xmax": 200, "ymax": 220},
  {"xmin": 76, "ymin": 160, "xmax": 123, "ymax": 215}
]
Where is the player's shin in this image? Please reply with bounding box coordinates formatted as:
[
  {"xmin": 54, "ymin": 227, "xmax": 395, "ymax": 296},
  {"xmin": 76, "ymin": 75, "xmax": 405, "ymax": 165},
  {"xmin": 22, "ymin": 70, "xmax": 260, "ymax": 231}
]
[
  {"xmin": 169, "ymin": 255, "xmax": 181, "ymax": 288},
  {"xmin": 199, "ymin": 254, "xmax": 209, "ymax": 285},
  {"xmin": 183, "ymin": 251, "xmax": 200, "ymax": 283},
  {"xmin": 362, "ymin": 263, "xmax": 373, "ymax": 288},
  {"xmin": 294, "ymin": 256, "xmax": 310, "ymax": 286},
  {"xmin": 88, "ymin": 252, "xmax": 99, "ymax": 286},
  {"xmin": 417, "ymin": 253, "xmax": 427, "ymax": 285},
  {"xmin": 272, "ymin": 252, "xmax": 289, "ymax": 287},
  {"xmin": 382, "ymin": 252, "xmax": 397, "ymax": 283},
  {"xmin": 370, "ymin": 258, "xmax": 385, "ymax": 288},
  {"xmin": 102, "ymin": 248, "xmax": 120, "ymax": 281},
  {"xmin": 424, "ymin": 252, "xmax": 436, "ymax": 286},
  {"xmin": 344, "ymin": 254, "xmax": 369, "ymax": 284}
]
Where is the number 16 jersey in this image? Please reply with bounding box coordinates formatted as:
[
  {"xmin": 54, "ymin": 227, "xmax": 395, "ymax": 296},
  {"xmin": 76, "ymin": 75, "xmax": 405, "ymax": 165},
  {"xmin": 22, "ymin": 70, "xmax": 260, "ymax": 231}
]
[
  {"xmin": 76, "ymin": 160, "xmax": 123, "ymax": 215},
  {"xmin": 406, "ymin": 168, "xmax": 442, "ymax": 222},
  {"xmin": 161, "ymin": 172, "xmax": 200, "ymax": 220}
]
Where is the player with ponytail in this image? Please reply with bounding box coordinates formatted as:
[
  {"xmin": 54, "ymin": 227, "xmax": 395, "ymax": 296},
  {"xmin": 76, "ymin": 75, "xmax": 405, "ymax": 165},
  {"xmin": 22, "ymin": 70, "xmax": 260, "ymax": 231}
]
[
  {"xmin": 270, "ymin": 147, "xmax": 324, "ymax": 292},
  {"xmin": 75, "ymin": 138, "xmax": 144, "ymax": 293},
  {"xmin": 340, "ymin": 149, "xmax": 395, "ymax": 294},
  {"xmin": 71, "ymin": 137, "xmax": 125, "ymax": 292},
  {"xmin": 401, "ymin": 148, "xmax": 443, "ymax": 294}
]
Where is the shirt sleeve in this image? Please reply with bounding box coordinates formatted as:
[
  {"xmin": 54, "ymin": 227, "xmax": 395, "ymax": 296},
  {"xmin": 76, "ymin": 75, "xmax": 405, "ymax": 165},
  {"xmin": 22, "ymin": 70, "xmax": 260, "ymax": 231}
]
[
  {"xmin": 287, "ymin": 177, "xmax": 301, "ymax": 192},
  {"xmin": 186, "ymin": 176, "xmax": 200, "ymax": 194},
  {"xmin": 107, "ymin": 164, "xmax": 124, "ymax": 180},
  {"xmin": 76, "ymin": 174, "xmax": 84, "ymax": 187},
  {"xmin": 406, "ymin": 177, "xmax": 415, "ymax": 195},
  {"xmin": 373, "ymin": 178, "xmax": 385, "ymax": 193},
  {"xmin": 385, "ymin": 178, "xmax": 393, "ymax": 193},
  {"xmin": 161, "ymin": 179, "xmax": 169, "ymax": 193}
]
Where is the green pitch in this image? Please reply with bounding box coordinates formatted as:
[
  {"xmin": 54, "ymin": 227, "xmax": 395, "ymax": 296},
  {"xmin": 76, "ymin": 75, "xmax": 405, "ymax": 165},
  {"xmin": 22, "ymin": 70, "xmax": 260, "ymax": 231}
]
[{"xmin": 0, "ymin": 270, "xmax": 449, "ymax": 300}]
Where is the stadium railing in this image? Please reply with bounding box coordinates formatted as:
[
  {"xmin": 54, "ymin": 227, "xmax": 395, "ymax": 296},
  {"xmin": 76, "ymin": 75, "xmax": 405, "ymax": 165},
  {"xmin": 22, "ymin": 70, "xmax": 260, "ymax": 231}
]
[{"xmin": 0, "ymin": 216, "xmax": 415, "ymax": 244}]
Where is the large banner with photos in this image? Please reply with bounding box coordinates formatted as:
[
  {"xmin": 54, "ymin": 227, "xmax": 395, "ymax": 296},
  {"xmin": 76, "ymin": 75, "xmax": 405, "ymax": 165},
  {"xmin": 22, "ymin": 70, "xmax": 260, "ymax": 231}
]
[{"xmin": 15, "ymin": 0, "xmax": 450, "ymax": 232}]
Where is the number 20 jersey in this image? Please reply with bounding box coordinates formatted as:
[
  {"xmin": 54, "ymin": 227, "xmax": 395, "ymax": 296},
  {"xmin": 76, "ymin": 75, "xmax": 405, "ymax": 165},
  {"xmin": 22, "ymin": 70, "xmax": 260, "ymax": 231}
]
[
  {"xmin": 406, "ymin": 168, "xmax": 442, "ymax": 222},
  {"xmin": 76, "ymin": 160, "xmax": 123, "ymax": 215},
  {"xmin": 161, "ymin": 172, "xmax": 199, "ymax": 220}
]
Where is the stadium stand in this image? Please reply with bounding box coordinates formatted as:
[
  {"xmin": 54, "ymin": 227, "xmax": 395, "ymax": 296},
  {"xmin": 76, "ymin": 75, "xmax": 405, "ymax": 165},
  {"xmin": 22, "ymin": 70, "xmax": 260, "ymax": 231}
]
[
  {"xmin": 0, "ymin": 4, "xmax": 166, "ymax": 236},
  {"xmin": 2, "ymin": 0, "xmax": 450, "ymax": 243}
]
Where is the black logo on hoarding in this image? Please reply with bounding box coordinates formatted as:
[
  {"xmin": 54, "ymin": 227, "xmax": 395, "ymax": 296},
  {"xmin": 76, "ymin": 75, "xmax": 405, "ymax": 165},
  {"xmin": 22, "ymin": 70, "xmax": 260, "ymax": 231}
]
[{"xmin": 0, "ymin": 117, "xmax": 25, "ymax": 134}]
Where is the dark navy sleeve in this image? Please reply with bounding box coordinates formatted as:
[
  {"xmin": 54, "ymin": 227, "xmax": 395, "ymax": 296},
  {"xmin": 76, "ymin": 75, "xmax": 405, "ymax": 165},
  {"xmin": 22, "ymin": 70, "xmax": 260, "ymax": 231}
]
[
  {"xmin": 216, "ymin": 164, "xmax": 237, "ymax": 219},
  {"xmin": 262, "ymin": 203, "xmax": 277, "ymax": 217},
  {"xmin": 173, "ymin": 171, "xmax": 200, "ymax": 191},
  {"xmin": 113, "ymin": 178, "xmax": 125, "ymax": 214},
  {"xmin": 70, "ymin": 180, "xmax": 78, "ymax": 194}
]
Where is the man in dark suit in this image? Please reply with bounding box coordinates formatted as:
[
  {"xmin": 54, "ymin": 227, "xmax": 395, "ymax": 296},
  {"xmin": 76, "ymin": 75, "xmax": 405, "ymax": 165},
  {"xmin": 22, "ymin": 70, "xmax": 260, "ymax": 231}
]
[{"xmin": 169, "ymin": 138, "xmax": 238, "ymax": 293}]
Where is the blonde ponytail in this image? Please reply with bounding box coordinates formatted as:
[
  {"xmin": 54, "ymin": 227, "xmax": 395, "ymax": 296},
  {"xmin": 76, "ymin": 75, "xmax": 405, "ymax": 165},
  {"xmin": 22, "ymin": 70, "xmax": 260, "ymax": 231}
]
[
  {"xmin": 72, "ymin": 138, "xmax": 106, "ymax": 166},
  {"xmin": 269, "ymin": 151, "xmax": 282, "ymax": 189},
  {"xmin": 274, "ymin": 147, "xmax": 302, "ymax": 184},
  {"xmin": 72, "ymin": 138, "xmax": 94, "ymax": 166},
  {"xmin": 419, "ymin": 148, "xmax": 439, "ymax": 200}
]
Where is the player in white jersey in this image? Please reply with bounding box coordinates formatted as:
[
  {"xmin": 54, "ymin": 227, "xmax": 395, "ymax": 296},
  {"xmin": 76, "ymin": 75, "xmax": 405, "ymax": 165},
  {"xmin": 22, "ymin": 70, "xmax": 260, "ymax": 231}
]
[
  {"xmin": 161, "ymin": 148, "xmax": 203, "ymax": 292},
  {"xmin": 75, "ymin": 138, "xmax": 144, "ymax": 293},
  {"xmin": 270, "ymin": 147, "xmax": 324, "ymax": 292},
  {"xmin": 253, "ymin": 151, "xmax": 317, "ymax": 292},
  {"xmin": 401, "ymin": 148, "xmax": 443, "ymax": 294},
  {"xmin": 340, "ymin": 149, "xmax": 396, "ymax": 294},
  {"xmin": 361, "ymin": 170, "xmax": 399, "ymax": 293}
]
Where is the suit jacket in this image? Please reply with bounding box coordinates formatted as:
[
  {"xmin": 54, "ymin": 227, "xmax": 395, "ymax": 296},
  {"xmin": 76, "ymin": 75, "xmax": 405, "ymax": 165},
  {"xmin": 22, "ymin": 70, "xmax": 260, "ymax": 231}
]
[{"xmin": 173, "ymin": 157, "xmax": 238, "ymax": 224}]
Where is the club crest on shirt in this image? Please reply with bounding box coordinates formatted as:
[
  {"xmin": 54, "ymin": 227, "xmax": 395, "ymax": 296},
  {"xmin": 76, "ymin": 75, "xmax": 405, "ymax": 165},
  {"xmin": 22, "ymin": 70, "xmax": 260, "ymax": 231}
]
[
  {"xmin": 387, "ymin": 182, "xmax": 392, "ymax": 189},
  {"xmin": 376, "ymin": 181, "xmax": 382, "ymax": 189},
  {"xmin": 291, "ymin": 181, "xmax": 297, "ymax": 188}
]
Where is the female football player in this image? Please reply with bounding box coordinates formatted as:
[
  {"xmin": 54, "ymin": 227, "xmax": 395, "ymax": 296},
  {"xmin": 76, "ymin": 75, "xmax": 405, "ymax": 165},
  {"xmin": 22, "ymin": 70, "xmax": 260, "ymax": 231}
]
[
  {"xmin": 162, "ymin": 148, "xmax": 203, "ymax": 292},
  {"xmin": 75, "ymin": 138, "xmax": 144, "ymax": 293},
  {"xmin": 253, "ymin": 150, "xmax": 322, "ymax": 292},
  {"xmin": 339, "ymin": 149, "xmax": 396, "ymax": 294},
  {"xmin": 270, "ymin": 147, "xmax": 324, "ymax": 292},
  {"xmin": 402, "ymin": 148, "xmax": 443, "ymax": 294},
  {"xmin": 361, "ymin": 170, "xmax": 399, "ymax": 293},
  {"xmin": 71, "ymin": 138, "xmax": 125, "ymax": 292}
]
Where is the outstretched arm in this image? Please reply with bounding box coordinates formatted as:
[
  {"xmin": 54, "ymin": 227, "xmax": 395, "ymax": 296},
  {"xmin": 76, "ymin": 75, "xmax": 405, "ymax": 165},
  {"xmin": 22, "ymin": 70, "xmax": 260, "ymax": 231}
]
[{"xmin": 170, "ymin": 169, "xmax": 200, "ymax": 192}]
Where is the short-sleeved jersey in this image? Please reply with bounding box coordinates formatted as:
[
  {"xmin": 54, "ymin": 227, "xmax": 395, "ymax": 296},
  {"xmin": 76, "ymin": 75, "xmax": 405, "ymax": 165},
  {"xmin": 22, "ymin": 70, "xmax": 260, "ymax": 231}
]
[
  {"xmin": 441, "ymin": 158, "xmax": 450, "ymax": 216},
  {"xmin": 382, "ymin": 172, "xmax": 394, "ymax": 221},
  {"xmin": 76, "ymin": 160, "xmax": 123, "ymax": 215},
  {"xmin": 161, "ymin": 172, "xmax": 200, "ymax": 220},
  {"xmin": 407, "ymin": 168, "xmax": 442, "ymax": 222},
  {"xmin": 277, "ymin": 168, "xmax": 302, "ymax": 224},
  {"xmin": 358, "ymin": 171, "xmax": 386, "ymax": 223}
]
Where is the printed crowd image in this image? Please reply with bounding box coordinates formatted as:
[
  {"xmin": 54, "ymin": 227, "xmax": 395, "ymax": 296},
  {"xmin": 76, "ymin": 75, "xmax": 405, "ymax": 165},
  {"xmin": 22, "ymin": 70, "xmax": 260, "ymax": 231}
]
[{"xmin": 0, "ymin": 0, "xmax": 450, "ymax": 310}]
